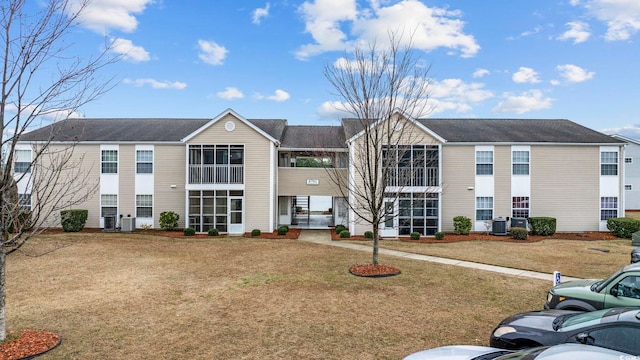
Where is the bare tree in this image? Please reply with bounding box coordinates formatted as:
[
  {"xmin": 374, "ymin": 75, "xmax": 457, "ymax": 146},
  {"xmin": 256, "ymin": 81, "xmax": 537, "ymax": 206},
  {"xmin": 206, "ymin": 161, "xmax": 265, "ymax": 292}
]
[
  {"xmin": 323, "ymin": 33, "xmax": 434, "ymax": 266},
  {"xmin": 0, "ymin": 0, "xmax": 116, "ymax": 340}
]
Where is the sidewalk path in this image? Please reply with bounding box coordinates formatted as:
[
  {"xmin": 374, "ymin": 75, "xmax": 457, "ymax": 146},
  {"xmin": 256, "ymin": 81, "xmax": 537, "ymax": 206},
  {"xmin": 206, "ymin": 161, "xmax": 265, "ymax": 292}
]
[{"xmin": 298, "ymin": 229, "xmax": 580, "ymax": 282}]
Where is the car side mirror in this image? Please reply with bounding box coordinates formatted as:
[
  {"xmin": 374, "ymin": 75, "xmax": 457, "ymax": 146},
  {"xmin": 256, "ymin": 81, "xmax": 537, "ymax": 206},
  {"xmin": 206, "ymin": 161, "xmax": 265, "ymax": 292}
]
[
  {"xmin": 610, "ymin": 284, "xmax": 619, "ymax": 297},
  {"xmin": 576, "ymin": 332, "xmax": 594, "ymax": 345}
]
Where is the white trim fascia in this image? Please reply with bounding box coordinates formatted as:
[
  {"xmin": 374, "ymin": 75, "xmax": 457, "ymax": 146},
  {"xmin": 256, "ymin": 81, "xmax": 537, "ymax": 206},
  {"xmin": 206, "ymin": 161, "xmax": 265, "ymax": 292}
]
[
  {"xmin": 16, "ymin": 141, "xmax": 184, "ymax": 145},
  {"xmin": 269, "ymin": 142, "xmax": 275, "ymax": 231},
  {"xmin": 278, "ymin": 147, "xmax": 348, "ymax": 152},
  {"xmin": 345, "ymin": 109, "xmax": 447, "ymax": 144},
  {"xmin": 443, "ymin": 142, "xmax": 627, "ymax": 146},
  {"xmin": 180, "ymin": 108, "xmax": 281, "ymax": 145}
]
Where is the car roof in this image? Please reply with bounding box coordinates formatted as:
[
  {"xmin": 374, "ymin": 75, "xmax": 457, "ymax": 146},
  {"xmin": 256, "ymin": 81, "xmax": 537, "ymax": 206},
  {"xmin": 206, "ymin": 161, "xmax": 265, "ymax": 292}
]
[
  {"xmin": 495, "ymin": 344, "xmax": 630, "ymax": 359},
  {"xmin": 622, "ymin": 262, "xmax": 640, "ymax": 272}
]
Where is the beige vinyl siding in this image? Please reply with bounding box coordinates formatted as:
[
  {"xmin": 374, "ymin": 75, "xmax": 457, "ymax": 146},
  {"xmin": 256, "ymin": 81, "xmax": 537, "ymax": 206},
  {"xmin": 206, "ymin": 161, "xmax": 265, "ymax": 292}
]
[
  {"xmin": 531, "ymin": 146, "xmax": 599, "ymax": 231},
  {"xmin": 188, "ymin": 113, "xmax": 273, "ymax": 231},
  {"xmin": 30, "ymin": 143, "xmax": 101, "ymax": 228},
  {"xmin": 118, "ymin": 145, "xmax": 135, "ymax": 218},
  {"xmin": 278, "ymin": 168, "xmax": 345, "ymax": 196},
  {"xmin": 494, "ymin": 146, "xmax": 512, "ymax": 219},
  {"xmin": 154, "ymin": 144, "xmax": 186, "ymax": 228},
  {"xmin": 440, "ymin": 145, "xmax": 475, "ymax": 231}
]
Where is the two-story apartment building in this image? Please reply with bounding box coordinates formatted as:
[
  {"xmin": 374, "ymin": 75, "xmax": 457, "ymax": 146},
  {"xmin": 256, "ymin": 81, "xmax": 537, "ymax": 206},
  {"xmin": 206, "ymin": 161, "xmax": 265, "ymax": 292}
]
[
  {"xmin": 16, "ymin": 108, "xmax": 625, "ymax": 235},
  {"xmin": 611, "ymin": 134, "xmax": 640, "ymax": 211}
]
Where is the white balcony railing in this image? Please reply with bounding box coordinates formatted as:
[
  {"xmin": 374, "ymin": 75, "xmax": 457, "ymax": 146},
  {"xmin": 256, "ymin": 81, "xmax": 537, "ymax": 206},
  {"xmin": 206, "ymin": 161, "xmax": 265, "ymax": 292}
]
[{"xmin": 189, "ymin": 164, "xmax": 243, "ymax": 184}]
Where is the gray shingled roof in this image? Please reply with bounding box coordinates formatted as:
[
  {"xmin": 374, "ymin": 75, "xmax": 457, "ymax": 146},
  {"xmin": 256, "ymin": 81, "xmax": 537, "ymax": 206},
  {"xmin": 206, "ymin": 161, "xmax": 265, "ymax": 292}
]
[
  {"xmin": 280, "ymin": 126, "xmax": 346, "ymax": 149},
  {"xmin": 418, "ymin": 118, "xmax": 621, "ymax": 143}
]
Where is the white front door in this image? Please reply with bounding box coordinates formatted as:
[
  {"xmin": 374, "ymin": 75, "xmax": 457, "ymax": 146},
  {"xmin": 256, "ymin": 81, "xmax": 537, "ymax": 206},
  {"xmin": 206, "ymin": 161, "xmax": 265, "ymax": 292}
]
[
  {"xmin": 379, "ymin": 199, "xmax": 398, "ymax": 237},
  {"xmin": 228, "ymin": 196, "xmax": 244, "ymax": 234}
]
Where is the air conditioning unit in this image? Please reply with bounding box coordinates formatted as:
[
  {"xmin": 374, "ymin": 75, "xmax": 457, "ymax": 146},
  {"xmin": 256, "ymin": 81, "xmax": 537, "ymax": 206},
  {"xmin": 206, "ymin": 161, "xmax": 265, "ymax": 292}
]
[
  {"xmin": 103, "ymin": 216, "xmax": 116, "ymax": 232},
  {"xmin": 121, "ymin": 217, "xmax": 136, "ymax": 232}
]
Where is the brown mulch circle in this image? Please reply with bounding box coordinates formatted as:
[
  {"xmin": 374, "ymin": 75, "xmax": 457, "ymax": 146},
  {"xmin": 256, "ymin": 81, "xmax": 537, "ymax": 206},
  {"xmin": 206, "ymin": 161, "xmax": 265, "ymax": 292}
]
[
  {"xmin": 331, "ymin": 229, "xmax": 621, "ymax": 242},
  {"xmin": 0, "ymin": 329, "xmax": 60, "ymax": 360},
  {"xmin": 349, "ymin": 264, "xmax": 401, "ymax": 277}
]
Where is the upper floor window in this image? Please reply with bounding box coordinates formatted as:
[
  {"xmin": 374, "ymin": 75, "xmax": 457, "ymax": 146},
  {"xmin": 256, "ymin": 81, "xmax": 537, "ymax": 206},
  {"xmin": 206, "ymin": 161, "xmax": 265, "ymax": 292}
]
[
  {"xmin": 136, "ymin": 150, "xmax": 153, "ymax": 174},
  {"xmin": 512, "ymin": 151, "xmax": 530, "ymax": 175},
  {"xmin": 476, "ymin": 151, "xmax": 493, "ymax": 175},
  {"xmin": 14, "ymin": 149, "xmax": 32, "ymax": 173},
  {"xmin": 601, "ymin": 151, "xmax": 618, "ymax": 176},
  {"xmin": 101, "ymin": 150, "xmax": 118, "ymax": 174}
]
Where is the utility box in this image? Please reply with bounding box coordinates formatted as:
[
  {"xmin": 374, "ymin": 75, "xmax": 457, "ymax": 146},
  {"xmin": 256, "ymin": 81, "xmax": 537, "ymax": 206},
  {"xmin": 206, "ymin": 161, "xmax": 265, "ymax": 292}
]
[
  {"xmin": 511, "ymin": 217, "xmax": 527, "ymax": 229},
  {"xmin": 492, "ymin": 217, "xmax": 507, "ymax": 236},
  {"xmin": 121, "ymin": 217, "xmax": 136, "ymax": 232}
]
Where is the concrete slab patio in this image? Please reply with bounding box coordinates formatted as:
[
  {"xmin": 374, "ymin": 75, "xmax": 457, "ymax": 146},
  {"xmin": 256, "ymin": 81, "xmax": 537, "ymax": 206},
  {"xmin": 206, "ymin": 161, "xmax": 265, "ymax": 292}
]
[{"xmin": 298, "ymin": 229, "xmax": 580, "ymax": 282}]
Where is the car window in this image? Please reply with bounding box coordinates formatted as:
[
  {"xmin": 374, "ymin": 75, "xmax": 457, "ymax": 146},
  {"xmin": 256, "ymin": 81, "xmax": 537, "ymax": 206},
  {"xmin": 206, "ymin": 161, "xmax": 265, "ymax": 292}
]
[
  {"xmin": 583, "ymin": 326, "xmax": 640, "ymax": 355},
  {"xmin": 558, "ymin": 309, "xmax": 611, "ymax": 331},
  {"xmin": 613, "ymin": 276, "xmax": 640, "ymax": 299},
  {"xmin": 596, "ymin": 269, "xmax": 625, "ymax": 292}
]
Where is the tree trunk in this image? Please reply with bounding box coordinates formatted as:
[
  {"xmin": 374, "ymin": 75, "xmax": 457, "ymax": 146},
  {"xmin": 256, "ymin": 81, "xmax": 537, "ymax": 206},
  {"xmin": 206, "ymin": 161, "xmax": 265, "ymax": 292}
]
[
  {"xmin": 0, "ymin": 242, "xmax": 6, "ymax": 341},
  {"xmin": 372, "ymin": 223, "xmax": 380, "ymax": 265}
]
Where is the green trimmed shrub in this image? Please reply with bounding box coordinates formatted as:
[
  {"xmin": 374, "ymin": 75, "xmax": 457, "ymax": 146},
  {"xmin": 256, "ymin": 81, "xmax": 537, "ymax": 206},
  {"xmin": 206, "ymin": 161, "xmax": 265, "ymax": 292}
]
[
  {"xmin": 410, "ymin": 232, "xmax": 420, "ymax": 240},
  {"xmin": 528, "ymin": 217, "xmax": 556, "ymax": 236},
  {"xmin": 159, "ymin": 211, "xmax": 179, "ymax": 231},
  {"xmin": 339, "ymin": 230, "xmax": 350, "ymax": 238},
  {"xmin": 60, "ymin": 209, "xmax": 88, "ymax": 232},
  {"xmin": 510, "ymin": 227, "xmax": 529, "ymax": 240},
  {"xmin": 183, "ymin": 227, "xmax": 196, "ymax": 236},
  {"xmin": 278, "ymin": 226, "xmax": 289, "ymax": 235},
  {"xmin": 251, "ymin": 229, "xmax": 261, "ymax": 236},
  {"xmin": 434, "ymin": 232, "xmax": 445, "ymax": 240},
  {"xmin": 364, "ymin": 231, "xmax": 373, "ymax": 239},
  {"xmin": 453, "ymin": 216, "xmax": 472, "ymax": 235},
  {"xmin": 335, "ymin": 224, "xmax": 346, "ymax": 234},
  {"xmin": 607, "ymin": 217, "xmax": 640, "ymax": 238},
  {"xmin": 208, "ymin": 228, "xmax": 219, "ymax": 236}
]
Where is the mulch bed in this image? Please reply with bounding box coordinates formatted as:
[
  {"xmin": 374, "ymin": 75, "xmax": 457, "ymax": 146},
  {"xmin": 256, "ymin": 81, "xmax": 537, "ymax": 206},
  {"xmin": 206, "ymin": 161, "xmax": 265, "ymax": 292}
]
[
  {"xmin": 349, "ymin": 264, "xmax": 401, "ymax": 277},
  {"xmin": 40, "ymin": 228, "xmax": 302, "ymax": 240},
  {"xmin": 0, "ymin": 329, "xmax": 60, "ymax": 360}
]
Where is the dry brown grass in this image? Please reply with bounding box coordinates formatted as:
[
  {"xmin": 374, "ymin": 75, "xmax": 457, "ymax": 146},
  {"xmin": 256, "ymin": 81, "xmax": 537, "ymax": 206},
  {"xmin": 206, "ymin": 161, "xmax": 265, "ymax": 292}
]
[
  {"xmin": 5, "ymin": 232, "xmax": 619, "ymax": 359},
  {"xmin": 368, "ymin": 238, "xmax": 634, "ymax": 279}
]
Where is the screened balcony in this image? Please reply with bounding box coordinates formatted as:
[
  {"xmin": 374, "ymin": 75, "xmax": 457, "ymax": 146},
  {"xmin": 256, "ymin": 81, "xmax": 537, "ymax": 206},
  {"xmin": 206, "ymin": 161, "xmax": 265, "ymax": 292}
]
[{"xmin": 188, "ymin": 145, "xmax": 244, "ymax": 185}]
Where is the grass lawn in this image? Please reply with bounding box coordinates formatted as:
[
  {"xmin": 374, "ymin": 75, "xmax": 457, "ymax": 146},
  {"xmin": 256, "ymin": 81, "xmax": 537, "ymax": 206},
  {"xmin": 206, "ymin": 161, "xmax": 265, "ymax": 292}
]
[{"xmin": 5, "ymin": 231, "xmax": 629, "ymax": 359}]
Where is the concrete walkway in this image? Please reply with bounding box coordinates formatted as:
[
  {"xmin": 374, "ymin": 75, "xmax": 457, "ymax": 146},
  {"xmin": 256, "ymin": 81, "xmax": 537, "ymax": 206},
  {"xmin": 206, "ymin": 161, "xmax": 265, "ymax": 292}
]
[{"xmin": 298, "ymin": 229, "xmax": 580, "ymax": 282}]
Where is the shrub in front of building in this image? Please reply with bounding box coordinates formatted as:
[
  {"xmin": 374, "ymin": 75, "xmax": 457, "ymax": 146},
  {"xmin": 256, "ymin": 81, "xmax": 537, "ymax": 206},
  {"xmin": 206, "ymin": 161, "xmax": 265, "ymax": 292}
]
[
  {"xmin": 607, "ymin": 217, "xmax": 640, "ymax": 238},
  {"xmin": 183, "ymin": 227, "xmax": 196, "ymax": 236},
  {"xmin": 434, "ymin": 232, "xmax": 445, "ymax": 240},
  {"xmin": 278, "ymin": 226, "xmax": 289, "ymax": 235},
  {"xmin": 339, "ymin": 230, "xmax": 350, "ymax": 238},
  {"xmin": 510, "ymin": 227, "xmax": 528, "ymax": 240},
  {"xmin": 160, "ymin": 211, "xmax": 180, "ymax": 231},
  {"xmin": 60, "ymin": 209, "xmax": 88, "ymax": 232},
  {"xmin": 208, "ymin": 228, "xmax": 219, "ymax": 236},
  {"xmin": 251, "ymin": 229, "xmax": 261, "ymax": 236},
  {"xmin": 410, "ymin": 232, "xmax": 420, "ymax": 240},
  {"xmin": 335, "ymin": 224, "xmax": 346, "ymax": 234},
  {"xmin": 364, "ymin": 231, "xmax": 373, "ymax": 239},
  {"xmin": 528, "ymin": 217, "xmax": 556, "ymax": 236},
  {"xmin": 453, "ymin": 216, "xmax": 472, "ymax": 235}
]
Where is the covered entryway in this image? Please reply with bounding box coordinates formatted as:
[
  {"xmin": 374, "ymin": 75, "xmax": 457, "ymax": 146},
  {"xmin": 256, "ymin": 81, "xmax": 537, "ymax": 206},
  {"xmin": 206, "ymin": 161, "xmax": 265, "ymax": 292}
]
[{"xmin": 278, "ymin": 195, "xmax": 347, "ymax": 229}]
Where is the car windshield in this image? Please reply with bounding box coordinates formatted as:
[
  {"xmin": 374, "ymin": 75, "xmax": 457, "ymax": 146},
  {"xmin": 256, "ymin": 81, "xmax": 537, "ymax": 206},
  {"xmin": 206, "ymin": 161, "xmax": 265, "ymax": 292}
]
[
  {"xmin": 493, "ymin": 347, "xmax": 549, "ymax": 359},
  {"xmin": 594, "ymin": 269, "xmax": 624, "ymax": 292},
  {"xmin": 557, "ymin": 308, "xmax": 621, "ymax": 332}
]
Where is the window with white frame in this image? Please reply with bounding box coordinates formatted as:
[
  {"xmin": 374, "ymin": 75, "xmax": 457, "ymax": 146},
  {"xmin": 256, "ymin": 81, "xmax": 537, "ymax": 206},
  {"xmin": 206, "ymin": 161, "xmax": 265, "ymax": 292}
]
[
  {"xmin": 601, "ymin": 151, "xmax": 618, "ymax": 176},
  {"xmin": 476, "ymin": 151, "xmax": 493, "ymax": 175},
  {"xmin": 101, "ymin": 194, "xmax": 117, "ymax": 217},
  {"xmin": 600, "ymin": 197, "xmax": 618, "ymax": 220},
  {"xmin": 136, "ymin": 195, "xmax": 153, "ymax": 218},
  {"xmin": 512, "ymin": 196, "xmax": 529, "ymax": 218},
  {"xmin": 626, "ymin": 185, "xmax": 633, "ymax": 191},
  {"xmin": 18, "ymin": 194, "xmax": 31, "ymax": 210},
  {"xmin": 476, "ymin": 197, "xmax": 493, "ymax": 220},
  {"xmin": 512, "ymin": 151, "xmax": 530, "ymax": 175},
  {"xmin": 101, "ymin": 150, "xmax": 118, "ymax": 174},
  {"xmin": 136, "ymin": 150, "xmax": 153, "ymax": 174},
  {"xmin": 14, "ymin": 149, "xmax": 31, "ymax": 173}
]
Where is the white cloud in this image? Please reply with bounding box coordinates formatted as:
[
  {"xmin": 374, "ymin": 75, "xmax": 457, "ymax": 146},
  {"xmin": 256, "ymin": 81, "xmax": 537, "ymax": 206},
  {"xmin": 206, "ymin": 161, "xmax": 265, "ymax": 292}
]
[
  {"xmin": 5, "ymin": 103, "xmax": 83, "ymax": 121},
  {"xmin": 253, "ymin": 3, "xmax": 271, "ymax": 24},
  {"xmin": 255, "ymin": 89, "xmax": 291, "ymax": 102},
  {"xmin": 575, "ymin": 0, "xmax": 640, "ymax": 40},
  {"xmin": 492, "ymin": 90, "xmax": 553, "ymax": 114},
  {"xmin": 216, "ymin": 87, "xmax": 244, "ymax": 100},
  {"xmin": 110, "ymin": 38, "xmax": 150, "ymax": 62},
  {"xmin": 198, "ymin": 40, "xmax": 228, "ymax": 65},
  {"xmin": 512, "ymin": 67, "xmax": 541, "ymax": 84},
  {"xmin": 428, "ymin": 78, "xmax": 494, "ymax": 114},
  {"xmin": 600, "ymin": 124, "xmax": 640, "ymax": 138},
  {"xmin": 473, "ymin": 68, "xmax": 489, "ymax": 78},
  {"xmin": 295, "ymin": 0, "xmax": 479, "ymax": 59},
  {"xmin": 71, "ymin": 0, "xmax": 153, "ymax": 33},
  {"xmin": 557, "ymin": 21, "xmax": 591, "ymax": 43},
  {"xmin": 123, "ymin": 78, "xmax": 187, "ymax": 90},
  {"xmin": 553, "ymin": 64, "xmax": 595, "ymax": 84}
]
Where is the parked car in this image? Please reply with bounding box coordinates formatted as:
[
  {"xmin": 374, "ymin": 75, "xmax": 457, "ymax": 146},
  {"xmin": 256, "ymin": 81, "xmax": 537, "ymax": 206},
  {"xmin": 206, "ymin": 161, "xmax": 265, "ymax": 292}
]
[
  {"xmin": 402, "ymin": 345, "xmax": 513, "ymax": 360},
  {"xmin": 402, "ymin": 344, "xmax": 629, "ymax": 360},
  {"xmin": 631, "ymin": 247, "xmax": 640, "ymax": 264},
  {"xmin": 493, "ymin": 344, "xmax": 631, "ymax": 360},
  {"xmin": 544, "ymin": 262, "xmax": 640, "ymax": 311},
  {"xmin": 490, "ymin": 307, "xmax": 640, "ymax": 355}
]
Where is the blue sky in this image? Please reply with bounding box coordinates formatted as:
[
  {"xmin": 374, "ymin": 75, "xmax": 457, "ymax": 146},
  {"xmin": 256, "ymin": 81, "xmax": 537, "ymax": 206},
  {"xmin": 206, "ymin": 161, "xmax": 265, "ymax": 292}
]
[{"xmin": 36, "ymin": 0, "xmax": 640, "ymax": 137}]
